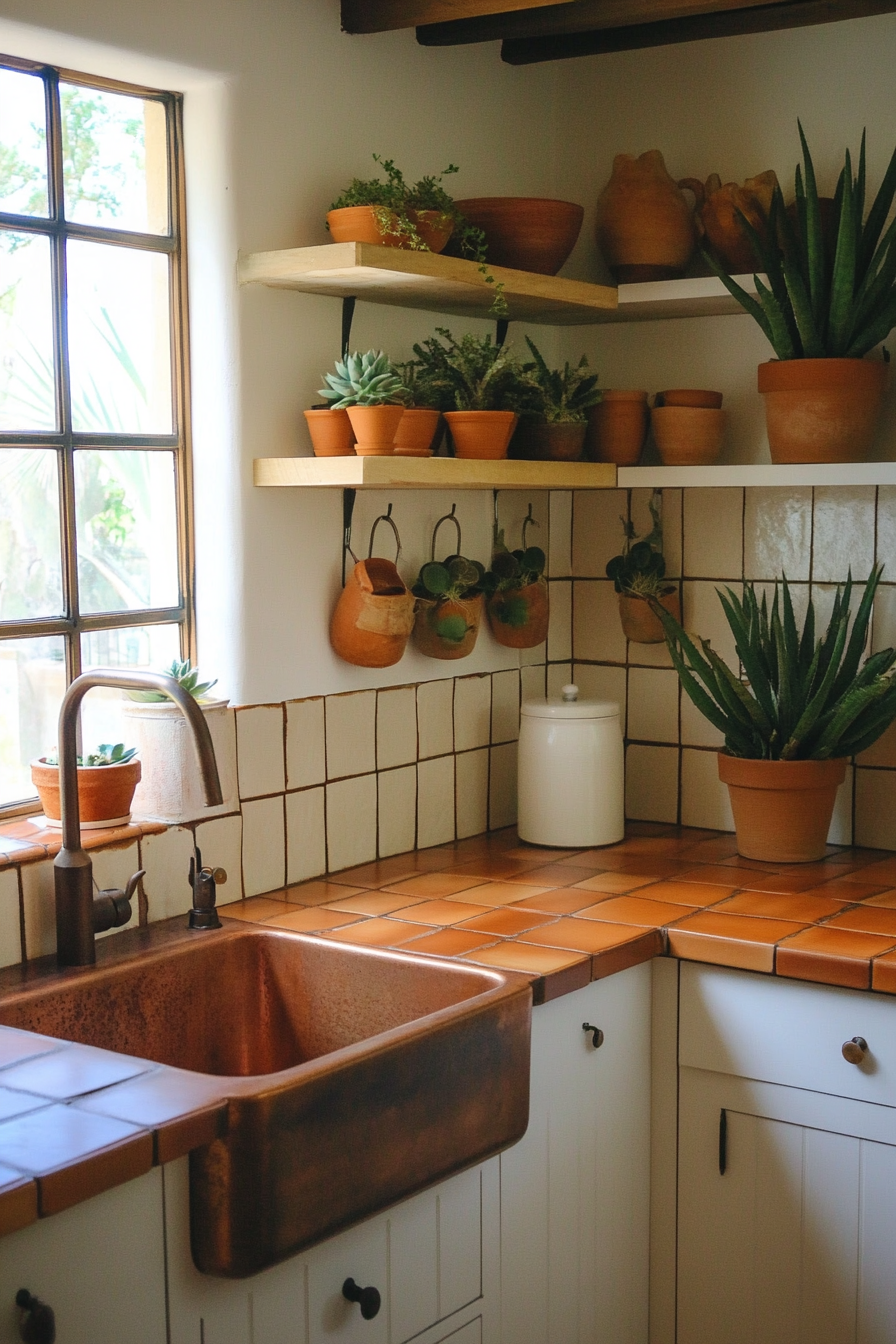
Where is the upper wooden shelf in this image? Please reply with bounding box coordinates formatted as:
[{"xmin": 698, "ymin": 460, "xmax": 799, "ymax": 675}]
[
  {"xmin": 238, "ymin": 243, "xmax": 757, "ymax": 327},
  {"xmin": 253, "ymin": 456, "xmax": 617, "ymax": 489}
]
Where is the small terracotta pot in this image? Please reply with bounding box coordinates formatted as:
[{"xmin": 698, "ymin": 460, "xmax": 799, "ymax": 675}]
[
  {"xmin": 618, "ymin": 588, "xmax": 680, "ymax": 643},
  {"xmin": 326, "ymin": 206, "xmax": 454, "ymax": 253},
  {"xmin": 585, "ymin": 392, "xmax": 649, "ymax": 465},
  {"xmin": 510, "ymin": 421, "xmax": 587, "ymax": 461},
  {"xmin": 392, "ymin": 408, "xmax": 441, "ymax": 457},
  {"xmin": 450, "ymin": 197, "xmax": 584, "ymax": 274},
  {"xmin": 31, "ymin": 757, "xmax": 142, "ymax": 827},
  {"xmin": 345, "ymin": 404, "xmax": 404, "ymax": 456},
  {"xmin": 718, "ymin": 753, "xmax": 847, "ymax": 863},
  {"xmin": 651, "ymin": 405, "xmax": 725, "ymax": 465},
  {"xmin": 596, "ymin": 150, "xmax": 697, "ymax": 283},
  {"xmin": 758, "ymin": 358, "xmax": 889, "ymax": 464},
  {"xmin": 304, "ymin": 408, "xmax": 356, "ymax": 457},
  {"xmin": 487, "ymin": 580, "xmax": 549, "ymax": 649},
  {"xmin": 330, "ymin": 559, "xmax": 416, "ymax": 667},
  {"xmin": 444, "ymin": 411, "xmax": 517, "ymax": 460},
  {"xmin": 656, "ymin": 389, "xmax": 723, "ymax": 409},
  {"xmin": 413, "ymin": 594, "xmax": 483, "ymax": 660}
]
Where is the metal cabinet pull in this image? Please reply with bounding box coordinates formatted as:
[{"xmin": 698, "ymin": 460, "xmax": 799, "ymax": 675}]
[
  {"xmin": 842, "ymin": 1035, "xmax": 868, "ymax": 1065},
  {"xmin": 582, "ymin": 1022, "xmax": 604, "ymax": 1049},
  {"xmin": 342, "ymin": 1278, "xmax": 382, "ymax": 1320}
]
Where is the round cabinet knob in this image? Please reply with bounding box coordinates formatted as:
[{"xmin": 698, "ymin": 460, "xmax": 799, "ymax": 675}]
[
  {"xmin": 211, "ymin": 868, "xmax": 227, "ymax": 885},
  {"xmin": 842, "ymin": 1035, "xmax": 869, "ymax": 1065},
  {"xmin": 342, "ymin": 1278, "xmax": 382, "ymax": 1320},
  {"xmin": 583, "ymin": 1022, "xmax": 604, "ymax": 1049}
]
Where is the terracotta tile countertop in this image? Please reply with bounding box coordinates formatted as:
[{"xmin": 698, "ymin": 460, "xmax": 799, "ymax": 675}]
[{"xmin": 5, "ymin": 819, "xmax": 896, "ymax": 1240}]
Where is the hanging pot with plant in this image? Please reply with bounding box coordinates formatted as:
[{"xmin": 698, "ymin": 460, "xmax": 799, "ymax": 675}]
[
  {"xmin": 606, "ymin": 491, "xmax": 679, "ymax": 643},
  {"xmin": 484, "ymin": 513, "xmax": 548, "ymax": 649},
  {"xmin": 31, "ymin": 743, "xmax": 142, "ymax": 828},
  {"xmin": 706, "ymin": 124, "xmax": 896, "ymax": 463},
  {"xmin": 331, "ymin": 507, "xmax": 416, "ymax": 668},
  {"xmin": 509, "ymin": 336, "xmax": 601, "ymax": 461},
  {"xmin": 412, "ymin": 328, "xmax": 524, "ymax": 460},
  {"xmin": 655, "ymin": 565, "xmax": 896, "ymax": 862},
  {"xmin": 318, "ymin": 350, "xmax": 408, "ymax": 455},
  {"xmin": 412, "ymin": 506, "xmax": 485, "ymax": 660}
]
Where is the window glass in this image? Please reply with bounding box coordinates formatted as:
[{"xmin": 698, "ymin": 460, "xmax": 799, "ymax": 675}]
[
  {"xmin": 0, "ymin": 231, "xmax": 56, "ymax": 431},
  {"xmin": 80, "ymin": 622, "xmax": 181, "ymax": 750},
  {"xmin": 0, "ymin": 634, "xmax": 65, "ymax": 806},
  {"xmin": 60, "ymin": 83, "xmax": 169, "ymax": 234},
  {"xmin": 0, "ymin": 67, "xmax": 48, "ymax": 217},
  {"xmin": 0, "ymin": 449, "xmax": 63, "ymax": 619}
]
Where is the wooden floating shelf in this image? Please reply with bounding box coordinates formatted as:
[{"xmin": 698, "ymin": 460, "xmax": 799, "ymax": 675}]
[
  {"xmin": 253, "ymin": 456, "xmax": 617, "ymax": 490},
  {"xmin": 618, "ymin": 462, "xmax": 896, "ymax": 488},
  {"xmin": 610, "ymin": 273, "xmax": 758, "ymax": 323}
]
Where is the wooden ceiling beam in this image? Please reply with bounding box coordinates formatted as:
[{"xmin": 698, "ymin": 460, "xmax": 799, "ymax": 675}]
[
  {"xmin": 340, "ymin": 0, "xmax": 580, "ymax": 34},
  {"xmin": 496, "ymin": 0, "xmax": 896, "ymax": 57},
  {"xmin": 417, "ymin": 0, "xmax": 780, "ymax": 43}
]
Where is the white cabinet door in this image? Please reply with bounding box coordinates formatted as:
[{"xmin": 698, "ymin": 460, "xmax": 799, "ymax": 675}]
[
  {"xmin": 678, "ymin": 1067, "xmax": 896, "ymax": 1344},
  {"xmin": 0, "ymin": 1169, "xmax": 167, "ymax": 1344},
  {"xmin": 499, "ymin": 962, "xmax": 651, "ymax": 1344}
]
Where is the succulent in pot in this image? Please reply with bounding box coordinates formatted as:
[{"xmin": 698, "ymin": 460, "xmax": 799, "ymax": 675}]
[
  {"xmin": 412, "ymin": 328, "xmax": 523, "ymax": 459},
  {"xmin": 706, "ymin": 124, "xmax": 896, "ymax": 463},
  {"xmin": 32, "ymin": 741, "xmax": 142, "ymax": 828},
  {"xmin": 318, "ymin": 349, "xmax": 408, "ymax": 456},
  {"xmin": 412, "ymin": 554, "xmax": 486, "ymax": 660},
  {"xmin": 483, "ymin": 534, "xmax": 549, "ymax": 649},
  {"xmin": 605, "ymin": 492, "xmax": 679, "ymax": 643},
  {"xmin": 654, "ymin": 566, "xmax": 896, "ymax": 863},
  {"xmin": 511, "ymin": 336, "xmax": 601, "ymax": 461}
]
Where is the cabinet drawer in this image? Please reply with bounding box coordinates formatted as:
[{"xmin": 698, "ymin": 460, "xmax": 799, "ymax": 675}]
[{"xmin": 680, "ymin": 963, "xmax": 896, "ymax": 1107}]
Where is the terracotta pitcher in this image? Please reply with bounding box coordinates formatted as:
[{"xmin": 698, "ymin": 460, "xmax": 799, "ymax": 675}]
[
  {"xmin": 330, "ymin": 558, "xmax": 415, "ymax": 667},
  {"xmin": 678, "ymin": 170, "xmax": 778, "ymax": 275},
  {"xmin": 596, "ymin": 151, "xmax": 697, "ymax": 283}
]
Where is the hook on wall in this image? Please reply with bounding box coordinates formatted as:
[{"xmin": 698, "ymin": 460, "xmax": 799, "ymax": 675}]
[
  {"xmin": 342, "ymin": 495, "xmax": 402, "ymax": 584},
  {"xmin": 431, "ymin": 503, "xmax": 462, "ymax": 561}
]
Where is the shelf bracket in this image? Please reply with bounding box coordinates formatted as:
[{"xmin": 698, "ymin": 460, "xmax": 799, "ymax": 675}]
[
  {"xmin": 341, "ymin": 296, "xmax": 357, "ymax": 357},
  {"xmin": 342, "ymin": 487, "xmax": 357, "ymax": 585},
  {"xmin": 495, "ymin": 318, "xmax": 510, "ymax": 349}
]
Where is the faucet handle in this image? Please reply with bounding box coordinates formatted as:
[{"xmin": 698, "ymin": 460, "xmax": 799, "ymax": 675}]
[
  {"xmin": 93, "ymin": 869, "xmax": 144, "ymax": 934},
  {"xmin": 210, "ymin": 867, "xmax": 227, "ymax": 885}
]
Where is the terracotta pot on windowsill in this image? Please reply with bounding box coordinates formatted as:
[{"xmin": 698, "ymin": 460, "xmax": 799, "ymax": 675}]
[
  {"xmin": 718, "ymin": 753, "xmax": 847, "ymax": 863},
  {"xmin": 30, "ymin": 757, "xmax": 142, "ymax": 829}
]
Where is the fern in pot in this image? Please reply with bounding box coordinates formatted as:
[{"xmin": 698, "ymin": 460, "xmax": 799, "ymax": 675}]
[
  {"xmin": 411, "ymin": 328, "xmax": 524, "ymax": 459},
  {"xmin": 655, "ymin": 566, "xmax": 896, "ymax": 862},
  {"xmin": 510, "ymin": 337, "xmax": 601, "ymax": 461}
]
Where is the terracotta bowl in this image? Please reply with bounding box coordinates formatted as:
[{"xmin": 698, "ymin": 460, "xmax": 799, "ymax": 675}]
[{"xmin": 451, "ymin": 197, "xmax": 584, "ymax": 275}]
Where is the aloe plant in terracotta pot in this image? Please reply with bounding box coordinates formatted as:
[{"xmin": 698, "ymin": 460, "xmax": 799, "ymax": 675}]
[
  {"xmin": 32, "ymin": 742, "xmax": 141, "ymax": 828},
  {"xmin": 655, "ymin": 566, "xmax": 896, "ymax": 862}
]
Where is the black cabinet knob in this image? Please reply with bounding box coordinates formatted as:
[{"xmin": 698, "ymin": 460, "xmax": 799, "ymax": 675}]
[
  {"xmin": 16, "ymin": 1291, "xmax": 55, "ymax": 1344},
  {"xmin": 342, "ymin": 1277, "xmax": 382, "ymax": 1320}
]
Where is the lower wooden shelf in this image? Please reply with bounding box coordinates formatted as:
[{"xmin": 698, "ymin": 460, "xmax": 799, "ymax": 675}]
[{"xmin": 253, "ymin": 456, "xmax": 618, "ymax": 489}]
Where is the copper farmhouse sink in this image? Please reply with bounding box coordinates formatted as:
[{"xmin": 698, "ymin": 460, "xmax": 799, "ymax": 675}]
[{"xmin": 0, "ymin": 922, "xmax": 532, "ymax": 1277}]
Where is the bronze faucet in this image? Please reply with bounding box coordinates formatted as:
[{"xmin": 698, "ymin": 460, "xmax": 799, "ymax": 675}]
[{"xmin": 54, "ymin": 670, "xmax": 223, "ymax": 967}]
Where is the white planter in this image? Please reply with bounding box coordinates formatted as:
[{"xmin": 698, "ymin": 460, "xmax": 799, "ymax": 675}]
[{"xmin": 121, "ymin": 698, "xmax": 237, "ymax": 823}]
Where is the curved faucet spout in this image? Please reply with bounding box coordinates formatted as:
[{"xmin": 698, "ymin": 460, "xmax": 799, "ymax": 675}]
[{"xmin": 54, "ymin": 670, "xmax": 224, "ymax": 966}]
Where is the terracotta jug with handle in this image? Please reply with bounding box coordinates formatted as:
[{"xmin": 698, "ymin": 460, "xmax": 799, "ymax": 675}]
[
  {"xmin": 678, "ymin": 170, "xmax": 778, "ymax": 275},
  {"xmin": 596, "ymin": 150, "xmax": 697, "ymax": 282}
]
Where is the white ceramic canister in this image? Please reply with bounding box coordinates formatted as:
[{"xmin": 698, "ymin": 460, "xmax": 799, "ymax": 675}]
[{"xmin": 518, "ymin": 684, "xmax": 624, "ymax": 847}]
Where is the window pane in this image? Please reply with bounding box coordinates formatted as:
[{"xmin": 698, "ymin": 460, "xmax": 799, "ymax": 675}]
[
  {"xmin": 81, "ymin": 622, "xmax": 181, "ymax": 751},
  {"xmin": 67, "ymin": 240, "xmax": 172, "ymax": 434},
  {"xmin": 0, "ymin": 231, "xmax": 56, "ymax": 431},
  {"xmin": 0, "ymin": 68, "xmax": 48, "ymax": 217},
  {"xmin": 0, "ymin": 634, "xmax": 65, "ymax": 806},
  {"xmin": 75, "ymin": 449, "xmax": 179, "ymax": 614},
  {"xmin": 61, "ymin": 83, "xmax": 168, "ymax": 234},
  {"xmin": 0, "ymin": 449, "xmax": 63, "ymax": 619}
]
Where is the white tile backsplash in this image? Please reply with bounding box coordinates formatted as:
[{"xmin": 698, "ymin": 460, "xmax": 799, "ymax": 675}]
[
  {"xmin": 491, "ymin": 670, "xmax": 520, "ymax": 744},
  {"xmin": 813, "ymin": 486, "xmax": 875, "ymax": 583},
  {"xmin": 489, "ymin": 742, "xmax": 518, "ymax": 830},
  {"xmin": 454, "ymin": 675, "xmax": 492, "ymax": 752},
  {"xmin": 241, "ymin": 796, "xmax": 285, "ymax": 896},
  {"xmin": 627, "ymin": 668, "xmax": 679, "ymax": 744},
  {"xmin": 547, "ymin": 579, "xmax": 572, "ymax": 663},
  {"xmin": 286, "ymin": 787, "xmax": 327, "ymax": 884},
  {"xmin": 376, "ymin": 687, "xmax": 417, "ymax": 770},
  {"xmin": 456, "ymin": 748, "xmax": 489, "ymax": 839},
  {"xmin": 286, "ymin": 697, "xmax": 326, "ymax": 789},
  {"xmin": 680, "ymin": 748, "xmax": 733, "ymax": 832},
  {"xmin": 326, "ymin": 691, "xmax": 376, "ymax": 780},
  {"xmin": 326, "ymin": 774, "xmax": 377, "ymax": 872},
  {"xmin": 141, "ymin": 826, "xmax": 196, "ymax": 922},
  {"xmin": 195, "ymin": 813, "xmax": 244, "ymax": 903},
  {"xmin": 417, "ymin": 755, "xmax": 456, "ymax": 849},
  {"xmin": 236, "ymin": 705, "xmax": 285, "ymax": 799},
  {"xmin": 683, "ymin": 488, "xmax": 743, "ymax": 579},
  {"xmin": 417, "ymin": 679, "xmax": 454, "ymax": 759},
  {"xmin": 625, "ymin": 744, "xmax": 678, "ymax": 823},
  {"xmin": 378, "ymin": 766, "xmax": 417, "ymax": 858}
]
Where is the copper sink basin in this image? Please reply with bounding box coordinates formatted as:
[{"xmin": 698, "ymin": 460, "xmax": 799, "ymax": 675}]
[{"xmin": 0, "ymin": 921, "xmax": 532, "ymax": 1277}]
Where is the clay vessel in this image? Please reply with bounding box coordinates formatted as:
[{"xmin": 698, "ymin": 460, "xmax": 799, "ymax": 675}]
[
  {"xmin": 651, "ymin": 405, "xmax": 725, "ymax": 465},
  {"xmin": 718, "ymin": 754, "xmax": 847, "ymax": 862},
  {"xmin": 758, "ymin": 358, "xmax": 888, "ymax": 464},
  {"xmin": 444, "ymin": 411, "xmax": 517, "ymax": 460},
  {"xmin": 451, "ymin": 197, "xmax": 584, "ymax": 274},
  {"xmin": 392, "ymin": 408, "xmax": 441, "ymax": 457},
  {"xmin": 304, "ymin": 408, "xmax": 355, "ymax": 457},
  {"xmin": 678, "ymin": 171, "xmax": 778, "ymax": 274},
  {"xmin": 345, "ymin": 404, "xmax": 404, "ymax": 456},
  {"xmin": 596, "ymin": 151, "xmax": 696, "ymax": 283},
  {"xmin": 618, "ymin": 588, "xmax": 680, "ymax": 644},
  {"xmin": 330, "ymin": 559, "xmax": 416, "ymax": 667},
  {"xmin": 656, "ymin": 389, "xmax": 723, "ymax": 409},
  {"xmin": 487, "ymin": 580, "xmax": 549, "ymax": 649},
  {"xmin": 326, "ymin": 206, "xmax": 453, "ymax": 253},
  {"xmin": 414, "ymin": 594, "xmax": 483, "ymax": 660},
  {"xmin": 585, "ymin": 391, "xmax": 649, "ymax": 465},
  {"xmin": 510, "ymin": 421, "xmax": 587, "ymax": 461},
  {"xmin": 31, "ymin": 757, "xmax": 142, "ymax": 827}
]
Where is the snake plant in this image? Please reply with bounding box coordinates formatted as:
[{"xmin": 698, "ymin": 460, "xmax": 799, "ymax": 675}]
[
  {"xmin": 655, "ymin": 566, "xmax": 896, "ymax": 760},
  {"xmin": 706, "ymin": 124, "xmax": 896, "ymax": 359},
  {"xmin": 318, "ymin": 350, "xmax": 407, "ymax": 408}
]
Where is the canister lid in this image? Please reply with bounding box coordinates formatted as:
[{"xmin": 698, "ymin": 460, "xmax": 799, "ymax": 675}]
[{"xmin": 521, "ymin": 684, "xmax": 620, "ymax": 720}]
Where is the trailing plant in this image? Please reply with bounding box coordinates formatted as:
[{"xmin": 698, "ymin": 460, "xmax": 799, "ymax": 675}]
[
  {"xmin": 605, "ymin": 492, "xmax": 674, "ymax": 599},
  {"xmin": 412, "ymin": 554, "xmax": 485, "ymax": 644},
  {"xmin": 125, "ymin": 658, "xmax": 218, "ymax": 704},
  {"xmin": 520, "ymin": 337, "xmax": 602, "ymax": 423},
  {"xmin": 482, "ymin": 532, "xmax": 546, "ymax": 628},
  {"xmin": 706, "ymin": 123, "xmax": 896, "ymax": 359},
  {"xmin": 410, "ymin": 328, "xmax": 526, "ymax": 412},
  {"xmin": 318, "ymin": 350, "xmax": 408, "ymax": 408},
  {"xmin": 654, "ymin": 565, "xmax": 896, "ymax": 761},
  {"xmin": 45, "ymin": 742, "xmax": 138, "ymax": 767}
]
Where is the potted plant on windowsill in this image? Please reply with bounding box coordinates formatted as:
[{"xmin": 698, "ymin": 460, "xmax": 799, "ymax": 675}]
[
  {"xmin": 606, "ymin": 492, "xmax": 679, "ymax": 643},
  {"xmin": 705, "ymin": 125, "xmax": 896, "ymax": 463},
  {"xmin": 510, "ymin": 336, "xmax": 601, "ymax": 461},
  {"xmin": 318, "ymin": 350, "xmax": 408, "ymax": 455},
  {"xmin": 31, "ymin": 742, "xmax": 141, "ymax": 828},
  {"xmin": 411, "ymin": 328, "xmax": 523, "ymax": 459},
  {"xmin": 655, "ymin": 566, "xmax": 896, "ymax": 863}
]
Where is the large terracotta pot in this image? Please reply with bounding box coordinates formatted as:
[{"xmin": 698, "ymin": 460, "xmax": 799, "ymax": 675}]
[
  {"xmin": 345, "ymin": 404, "xmax": 404, "ymax": 457},
  {"xmin": 31, "ymin": 757, "xmax": 142, "ymax": 828},
  {"xmin": 618, "ymin": 588, "xmax": 680, "ymax": 644},
  {"xmin": 392, "ymin": 408, "xmax": 441, "ymax": 457},
  {"xmin": 326, "ymin": 206, "xmax": 453, "ymax": 253},
  {"xmin": 596, "ymin": 151, "xmax": 697, "ymax": 283},
  {"xmin": 758, "ymin": 358, "xmax": 889, "ymax": 464},
  {"xmin": 414, "ymin": 594, "xmax": 483, "ymax": 660},
  {"xmin": 718, "ymin": 754, "xmax": 847, "ymax": 863},
  {"xmin": 585, "ymin": 391, "xmax": 649, "ymax": 465},
  {"xmin": 330, "ymin": 559, "xmax": 416, "ymax": 667},
  {"xmin": 678, "ymin": 170, "xmax": 777, "ymax": 275},
  {"xmin": 444, "ymin": 411, "xmax": 517, "ymax": 460},
  {"xmin": 304, "ymin": 408, "xmax": 355, "ymax": 457},
  {"xmin": 651, "ymin": 405, "xmax": 725, "ymax": 465},
  {"xmin": 451, "ymin": 197, "xmax": 584, "ymax": 274},
  {"xmin": 487, "ymin": 580, "xmax": 549, "ymax": 649},
  {"xmin": 510, "ymin": 421, "xmax": 587, "ymax": 461}
]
